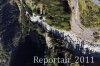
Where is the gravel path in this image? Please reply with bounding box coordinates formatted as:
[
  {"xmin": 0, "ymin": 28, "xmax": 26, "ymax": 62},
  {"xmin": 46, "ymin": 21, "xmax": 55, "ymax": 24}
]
[
  {"xmin": 70, "ymin": 0, "xmax": 94, "ymax": 41},
  {"xmin": 91, "ymin": 0, "xmax": 100, "ymax": 6}
]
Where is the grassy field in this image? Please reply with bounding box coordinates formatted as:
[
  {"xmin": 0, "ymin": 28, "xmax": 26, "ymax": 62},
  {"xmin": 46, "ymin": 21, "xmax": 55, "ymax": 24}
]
[{"xmin": 79, "ymin": 0, "xmax": 100, "ymax": 28}]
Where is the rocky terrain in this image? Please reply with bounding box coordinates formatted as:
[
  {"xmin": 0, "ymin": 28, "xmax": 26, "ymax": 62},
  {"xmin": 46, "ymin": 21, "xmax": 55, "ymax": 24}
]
[{"xmin": 0, "ymin": 0, "xmax": 100, "ymax": 66}]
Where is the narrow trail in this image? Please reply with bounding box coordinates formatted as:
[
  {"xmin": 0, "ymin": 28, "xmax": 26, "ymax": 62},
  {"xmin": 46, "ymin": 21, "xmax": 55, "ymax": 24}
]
[
  {"xmin": 70, "ymin": 0, "xmax": 93, "ymax": 41},
  {"xmin": 91, "ymin": 0, "xmax": 100, "ymax": 6},
  {"xmin": 30, "ymin": 13, "xmax": 100, "ymax": 55},
  {"xmin": 19, "ymin": 0, "xmax": 100, "ymax": 57}
]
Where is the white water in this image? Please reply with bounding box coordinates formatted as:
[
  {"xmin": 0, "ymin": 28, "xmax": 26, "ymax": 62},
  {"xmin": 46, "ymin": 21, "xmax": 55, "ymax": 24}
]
[{"xmin": 30, "ymin": 13, "xmax": 100, "ymax": 56}]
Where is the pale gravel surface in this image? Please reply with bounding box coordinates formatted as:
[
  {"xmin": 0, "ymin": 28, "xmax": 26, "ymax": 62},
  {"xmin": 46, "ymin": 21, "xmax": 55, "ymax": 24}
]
[
  {"xmin": 91, "ymin": 0, "xmax": 100, "ymax": 6},
  {"xmin": 30, "ymin": 0, "xmax": 100, "ymax": 43},
  {"xmin": 21, "ymin": 0, "xmax": 100, "ymax": 53},
  {"xmin": 70, "ymin": 0, "xmax": 94, "ymax": 41},
  {"xmin": 30, "ymin": 13, "xmax": 100, "ymax": 53},
  {"xmin": 45, "ymin": 33, "xmax": 52, "ymax": 48}
]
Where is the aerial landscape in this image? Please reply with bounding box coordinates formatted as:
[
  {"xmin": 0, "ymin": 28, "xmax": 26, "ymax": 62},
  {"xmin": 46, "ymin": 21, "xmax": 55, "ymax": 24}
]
[{"xmin": 0, "ymin": 0, "xmax": 100, "ymax": 66}]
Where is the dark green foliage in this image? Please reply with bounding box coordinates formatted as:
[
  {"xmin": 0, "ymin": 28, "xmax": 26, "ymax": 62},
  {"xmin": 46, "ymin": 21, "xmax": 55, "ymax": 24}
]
[
  {"xmin": 79, "ymin": 0, "xmax": 100, "ymax": 27},
  {"xmin": 26, "ymin": 0, "xmax": 71, "ymax": 30}
]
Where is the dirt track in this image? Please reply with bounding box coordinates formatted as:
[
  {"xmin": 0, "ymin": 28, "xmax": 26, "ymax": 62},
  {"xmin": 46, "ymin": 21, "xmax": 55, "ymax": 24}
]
[{"xmin": 70, "ymin": 0, "xmax": 94, "ymax": 41}]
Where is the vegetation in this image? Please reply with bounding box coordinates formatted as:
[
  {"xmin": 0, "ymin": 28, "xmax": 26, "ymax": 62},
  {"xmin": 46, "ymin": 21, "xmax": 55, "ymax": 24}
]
[
  {"xmin": 93, "ymin": 31, "xmax": 100, "ymax": 42},
  {"xmin": 15, "ymin": 0, "xmax": 31, "ymax": 35},
  {"xmin": 25, "ymin": 0, "xmax": 35, "ymax": 11},
  {"xmin": 14, "ymin": 0, "xmax": 100, "ymax": 66},
  {"xmin": 44, "ymin": 33, "xmax": 80, "ymax": 66},
  {"xmin": 25, "ymin": 0, "xmax": 71, "ymax": 30},
  {"xmin": 79, "ymin": 0, "xmax": 100, "ymax": 28},
  {"xmin": 0, "ymin": 43, "xmax": 8, "ymax": 63}
]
